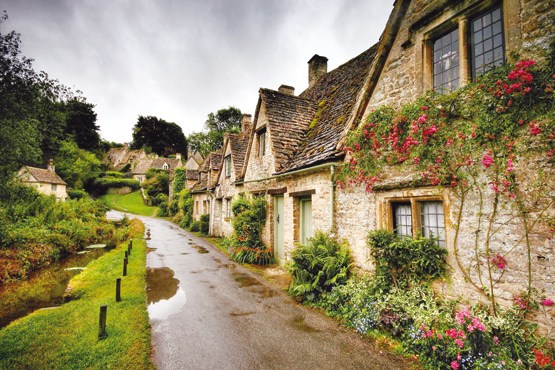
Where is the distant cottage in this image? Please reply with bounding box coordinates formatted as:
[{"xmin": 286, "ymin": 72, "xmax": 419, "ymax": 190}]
[{"xmin": 17, "ymin": 159, "xmax": 67, "ymax": 201}]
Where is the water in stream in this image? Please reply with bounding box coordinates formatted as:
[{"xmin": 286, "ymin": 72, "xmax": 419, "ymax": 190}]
[{"xmin": 0, "ymin": 248, "xmax": 106, "ymax": 328}]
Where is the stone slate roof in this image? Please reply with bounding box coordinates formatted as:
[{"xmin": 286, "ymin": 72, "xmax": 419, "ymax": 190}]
[
  {"xmin": 21, "ymin": 166, "xmax": 66, "ymax": 185},
  {"xmin": 279, "ymin": 44, "xmax": 379, "ymax": 173},
  {"xmin": 186, "ymin": 170, "xmax": 199, "ymax": 180},
  {"xmin": 131, "ymin": 157, "xmax": 180, "ymax": 174},
  {"xmin": 191, "ymin": 173, "xmax": 208, "ymax": 193},
  {"xmin": 258, "ymin": 89, "xmax": 316, "ymax": 172},
  {"xmin": 227, "ymin": 131, "xmax": 250, "ymax": 180}
]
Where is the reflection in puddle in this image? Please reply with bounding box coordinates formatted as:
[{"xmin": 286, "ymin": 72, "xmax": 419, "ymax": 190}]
[
  {"xmin": 230, "ymin": 311, "xmax": 255, "ymax": 317},
  {"xmin": 191, "ymin": 245, "xmax": 209, "ymax": 254},
  {"xmin": 147, "ymin": 267, "xmax": 187, "ymax": 321},
  {"xmin": 290, "ymin": 315, "xmax": 320, "ymax": 333}
]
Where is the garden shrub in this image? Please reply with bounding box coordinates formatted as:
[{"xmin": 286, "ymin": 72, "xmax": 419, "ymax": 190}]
[
  {"xmin": 101, "ymin": 171, "xmax": 126, "ymax": 178},
  {"xmin": 190, "ymin": 220, "xmax": 201, "ymax": 232},
  {"xmin": 228, "ymin": 196, "xmax": 273, "ymax": 264},
  {"xmin": 367, "ymin": 229, "xmax": 448, "ymax": 291},
  {"xmin": 200, "ymin": 214, "xmax": 209, "ymax": 235},
  {"xmin": 67, "ymin": 189, "xmax": 88, "ymax": 200},
  {"xmin": 288, "ymin": 232, "xmax": 353, "ymax": 303},
  {"xmin": 172, "ymin": 168, "xmax": 186, "ymax": 195},
  {"xmin": 177, "ymin": 189, "xmax": 193, "ymax": 229},
  {"xmin": 90, "ymin": 177, "xmax": 140, "ymax": 195}
]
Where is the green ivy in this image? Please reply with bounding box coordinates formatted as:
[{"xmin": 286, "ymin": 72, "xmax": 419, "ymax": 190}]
[{"xmin": 228, "ymin": 196, "xmax": 273, "ymax": 265}]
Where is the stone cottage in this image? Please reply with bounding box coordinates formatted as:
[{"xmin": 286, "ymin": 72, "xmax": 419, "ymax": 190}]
[
  {"xmin": 105, "ymin": 144, "xmax": 151, "ymax": 171},
  {"xmin": 17, "ymin": 159, "xmax": 68, "ymax": 201},
  {"xmin": 210, "ymin": 114, "xmax": 252, "ymax": 236},
  {"xmin": 184, "ymin": 151, "xmax": 203, "ymax": 190},
  {"xmin": 330, "ymin": 0, "xmax": 554, "ymax": 333},
  {"xmin": 191, "ymin": 150, "xmax": 222, "ymax": 221},
  {"xmin": 131, "ymin": 154, "xmax": 183, "ymax": 183}
]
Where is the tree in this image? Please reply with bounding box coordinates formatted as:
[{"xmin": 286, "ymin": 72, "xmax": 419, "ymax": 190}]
[
  {"xmin": 54, "ymin": 140, "xmax": 102, "ymax": 189},
  {"xmin": 187, "ymin": 106, "xmax": 242, "ymax": 156},
  {"xmin": 64, "ymin": 98, "xmax": 100, "ymax": 151},
  {"xmin": 131, "ymin": 115, "xmax": 187, "ymax": 157}
]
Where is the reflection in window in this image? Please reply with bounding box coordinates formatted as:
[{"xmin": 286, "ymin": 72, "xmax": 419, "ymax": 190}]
[
  {"xmin": 471, "ymin": 7, "xmax": 504, "ymax": 77},
  {"xmin": 393, "ymin": 203, "xmax": 412, "ymax": 237},
  {"xmin": 433, "ymin": 29, "xmax": 460, "ymax": 94},
  {"xmin": 420, "ymin": 201, "xmax": 446, "ymax": 247}
]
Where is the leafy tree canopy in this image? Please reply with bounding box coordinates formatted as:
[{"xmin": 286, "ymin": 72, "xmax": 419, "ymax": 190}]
[
  {"xmin": 131, "ymin": 115, "xmax": 187, "ymax": 157},
  {"xmin": 54, "ymin": 140, "xmax": 102, "ymax": 190},
  {"xmin": 187, "ymin": 106, "xmax": 242, "ymax": 156},
  {"xmin": 64, "ymin": 98, "xmax": 100, "ymax": 151}
]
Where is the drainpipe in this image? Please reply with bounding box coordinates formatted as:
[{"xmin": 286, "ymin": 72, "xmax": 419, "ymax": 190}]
[{"xmin": 330, "ymin": 164, "xmax": 335, "ymax": 233}]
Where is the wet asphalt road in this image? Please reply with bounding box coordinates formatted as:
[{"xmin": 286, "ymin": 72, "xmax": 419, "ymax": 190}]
[{"xmin": 108, "ymin": 212, "xmax": 410, "ymax": 370}]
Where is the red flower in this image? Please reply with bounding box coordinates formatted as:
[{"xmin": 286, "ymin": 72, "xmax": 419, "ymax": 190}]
[
  {"xmin": 541, "ymin": 298, "xmax": 553, "ymax": 307},
  {"xmin": 529, "ymin": 121, "xmax": 541, "ymax": 136},
  {"xmin": 481, "ymin": 153, "xmax": 494, "ymax": 168}
]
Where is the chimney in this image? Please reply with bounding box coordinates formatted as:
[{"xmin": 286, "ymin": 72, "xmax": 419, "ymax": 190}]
[
  {"xmin": 176, "ymin": 153, "xmax": 182, "ymax": 161},
  {"xmin": 278, "ymin": 84, "xmax": 295, "ymax": 96},
  {"xmin": 241, "ymin": 114, "xmax": 252, "ymax": 132},
  {"xmin": 47, "ymin": 159, "xmax": 55, "ymax": 173},
  {"xmin": 308, "ymin": 54, "xmax": 328, "ymax": 87}
]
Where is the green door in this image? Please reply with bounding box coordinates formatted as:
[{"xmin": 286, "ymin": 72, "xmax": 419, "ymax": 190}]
[
  {"xmin": 274, "ymin": 196, "xmax": 284, "ymax": 260},
  {"xmin": 300, "ymin": 198, "xmax": 313, "ymax": 245}
]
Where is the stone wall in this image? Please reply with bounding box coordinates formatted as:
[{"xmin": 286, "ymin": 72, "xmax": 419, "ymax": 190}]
[
  {"xmin": 367, "ymin": 0, "xmax": 554, "ymax": 112},
  {"xmin": 243, "ymin": 103, "xmax": 276, "ymax": 182}
]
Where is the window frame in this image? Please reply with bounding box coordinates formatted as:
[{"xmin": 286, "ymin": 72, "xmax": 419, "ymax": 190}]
[
  {"xmin": 469, "ymin": 5, "xmax": 505, "ymax": 79},
  {"xmin": 224, "ymin": 155, "xmax": 231, "ymax": 178},
  {"xmin": 257, "ymin": 129, "xmax": 266, "ymax": 157},
  {"xmin": 387, "ymin": 196, "xmax": 447, "ymax": 246}
]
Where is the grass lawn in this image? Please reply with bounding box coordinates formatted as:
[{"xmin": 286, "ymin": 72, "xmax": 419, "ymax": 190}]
[
  {"xmin": 99, "ymin": 191, "xmax": 158, "ymax": 217},
  {"xmin": 0, "ymin": 219, "xmax": 153, "ymax": 369}
]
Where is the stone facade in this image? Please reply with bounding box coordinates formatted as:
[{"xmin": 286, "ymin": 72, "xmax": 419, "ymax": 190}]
[{"xmin": 17, "ymin": 160, "xmax": 68, "ymax": 201}]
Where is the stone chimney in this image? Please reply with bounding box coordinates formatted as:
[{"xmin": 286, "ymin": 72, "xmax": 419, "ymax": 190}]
[
  {"xmin": 241, "ymin": 114, "xmax": 252, "ymax": 132},
  {"xmin": 278, "ymin": 84, "xmax": 295, "ymax": 95},
  {"xmin": 308, "ymin": 54, "xmax": 328, "ymax": 87},
  {"xmin": 176, "ymin": 153, "xmax": 182, "ymax": 161},
  {"xmin": 47, "ymin": 158, "xmax": 55, "ymax": 173}
]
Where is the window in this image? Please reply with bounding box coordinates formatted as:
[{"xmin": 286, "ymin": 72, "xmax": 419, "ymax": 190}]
[
  {"xmin": 51, "ymin": 184, "xmax": 57, "ymax": 192},
  {"xmin": 225, "ymin": 198, "xmax": 231, "ymax": 218},
  {"xmin": 433, "ymin": 29, "xmax": 460, "ymax": 93},
  {"xmin": 426, "ymin": 5, "xmax": 505, "ymax": 93},
  {"xmin": 390, "ymin": 200, "xmax": 446, "ymax": 246},
  {"xmin": 471, "ymin": 6, "xmax": 504, "ymax": 77},
  {"xmin": 163, "ymin": 163, "xmax": 169, "ymax": 170},
  {"xmin": 258, "ymin": 129, "xmax": 266, "ymax": 157},
  {"xmin": 420, "ymin": 202, "xmax": 446, "ymax": 246},
  {"xmin": 392, "ymin": 202, "xmax": 412, "ymax": 237},
  {"xmin": 224, "ymin": 155, "xmax": 231, "ymax": 178}
]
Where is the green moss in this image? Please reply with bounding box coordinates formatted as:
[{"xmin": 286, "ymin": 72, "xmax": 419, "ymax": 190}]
[
  {"xmin": 0, "ymin": 221, "xmax": 153, "ymax": 369},
  {"xmin": 309, "ymin": 100, "xmax": 328, "ymax": 129}
]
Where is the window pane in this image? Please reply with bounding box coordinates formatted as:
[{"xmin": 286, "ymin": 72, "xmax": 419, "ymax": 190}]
[
  {"xmin": 433, "ymin": 28, "xmax": 460, "ymax": 94},
  {"xmin": 471, "ymin": 6, "xmax": 504, "ymax": 78},
  {"xmin": 421, "ymin": 202, "xmax": 446, "ymax": 246},
  {"xmin": 393, "ymin": 203, "xmax": 412, "ymax": 237}
]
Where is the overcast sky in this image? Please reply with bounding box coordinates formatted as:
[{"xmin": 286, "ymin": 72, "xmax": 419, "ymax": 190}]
[{"xmin": 1, "ymin": 0, "xmax": 394, "ymax": 143}]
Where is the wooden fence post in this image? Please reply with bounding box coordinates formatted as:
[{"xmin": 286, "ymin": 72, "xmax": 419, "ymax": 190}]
[
  {"xmin": 116, "ymin": 278, "xmax": 121, "ymax": 302},
  {"xmin": 123, "ymin": 257, "xmax": 128, "ymax": 276},
  {"xmin": 98, "ymin": 305, "xmax": 108, "ymax": 339}
]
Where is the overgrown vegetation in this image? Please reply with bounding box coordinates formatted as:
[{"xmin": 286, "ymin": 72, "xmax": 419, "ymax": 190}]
[
  {"xmin": 227, "ymin": 196, "xmax": 273, "ymax": 264},
  {"xmin": 0, "ymin": 183, "xmax": 129, "ymax": 284},
  {"xmin": 288, "ymin": 232, "xmax": 352, "ymax": 302},
  {"xmin": 0, "ymin": 218, "xmax": 153, "ymax": 369},
  {"xmin": 200, "ymin": 214, "xmax": 210, "ymax": 235},
  {"xmin": 170, "ymin": 189, "xmax": 194, "ymax": 229}
]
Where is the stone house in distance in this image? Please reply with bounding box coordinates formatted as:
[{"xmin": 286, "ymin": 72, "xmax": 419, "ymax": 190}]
[
  {"xmin": 191, "ymin": 150, "xmax": 222, "ymax": 221},
  {"xmin": 131, "ymin": 154, "xmax": 183, "ymax": 184},
  {"xmin": 17, "ymin": 159, "xmax": 68, "ymax": 201},
  {"xmin": 202, "ymin": 0, "xmax": 554, "ymax": 334},
  {"xmin": 211, "ymin": 114, "xmax": 252, "ymax": 236}
]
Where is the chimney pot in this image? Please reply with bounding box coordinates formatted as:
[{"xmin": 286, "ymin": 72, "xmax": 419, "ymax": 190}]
[
  {"xmin": 241, "ymin": 114, "xmax": 252, "ymax": 132},
  {"xmin": 308, "ymin": 54, "xmax": 328, "ymax": 87},
  {"xmin": 47, "ymin": 159, "xmax": 55, "ymax": 173},
  {"xmin": 278, "ymin": 84, "xmax": 295, "ymax": 95}
]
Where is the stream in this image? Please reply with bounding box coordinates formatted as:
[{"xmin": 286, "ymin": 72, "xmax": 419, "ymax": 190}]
[{"xmin": 0, "ymin": 246, "xmax": 107, "ymax": 328}]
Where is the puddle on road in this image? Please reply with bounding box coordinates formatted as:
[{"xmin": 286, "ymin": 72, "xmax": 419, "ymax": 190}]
[
  {"xmin": 290, "ymin": 315, "xmax": 320, "ymax": 333},
  {"xmin": 191, "ymin": 245, "xmax": 209, "ymax": 254},
  {"xmin": 180, "ymin": 252, "xmax": 190, "ymax": 255},
  {"xmin": 146, "ymin": 267, "xmax": 187, "ymax": 321},
  {"xmin": 213, "ymin": 257, "xmax": 222, "ymax": 264},
  {"xmin": 248, "ymin": 285, "xmax": 280, "ymax": 298},
  {"xmin": 230, "ymin": 311, "xmax": 256, "ymax": 317},
  {"xmin": 232, "ymin": 272, "xmax": 261, "ymax": 288},
  {"xmin": 147, "ymin": 247, "xmax": 157, "ymax": 254},
  {"xmin": 222, "ymin": 263, "xmax": 236, "ymax": 270}
]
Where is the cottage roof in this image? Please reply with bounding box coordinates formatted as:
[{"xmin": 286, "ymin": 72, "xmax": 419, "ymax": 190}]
[
  {"xmin": 131, "ymin": 158, "xmax": 153, "ymax": 175},
  {"xmin": 258, "ymin": 89, "xmax": 316, "ymax": 172},
  {"xmin": 21, "ymin": 166, "xmax": 67, "ymax": 185},
  {"xmin": 227, "ymin": 131, "xmax": 250, "ymax": 179},
  {"xmin": 131, "ymin": 156, "xmax": 181, "ymax": 175},
  {"xmin": 279, "ymin": 43, "xmax": 379, "ymax": 172},
  {"xmin": 186, "ymin": 170, "xmax": 199, "ymax": 180}
]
